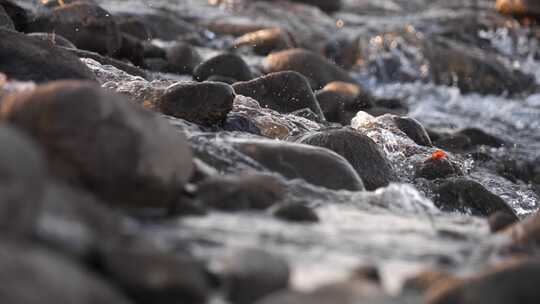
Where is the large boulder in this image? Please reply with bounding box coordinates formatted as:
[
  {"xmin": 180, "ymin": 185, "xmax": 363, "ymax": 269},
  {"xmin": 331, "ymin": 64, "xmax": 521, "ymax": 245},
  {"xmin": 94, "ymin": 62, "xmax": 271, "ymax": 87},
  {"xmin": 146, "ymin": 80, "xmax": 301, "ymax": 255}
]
[{"xmin": 1, "ymin": 81, "xmax": 194, "ymax": 208}]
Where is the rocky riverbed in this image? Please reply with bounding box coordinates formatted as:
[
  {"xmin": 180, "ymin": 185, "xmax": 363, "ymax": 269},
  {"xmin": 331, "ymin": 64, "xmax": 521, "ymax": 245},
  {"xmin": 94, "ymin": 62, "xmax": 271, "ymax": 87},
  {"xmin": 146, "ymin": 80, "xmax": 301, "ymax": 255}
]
[{"xmin": 1, "ymin": 0, "xmax": 540, "ymax": 303}]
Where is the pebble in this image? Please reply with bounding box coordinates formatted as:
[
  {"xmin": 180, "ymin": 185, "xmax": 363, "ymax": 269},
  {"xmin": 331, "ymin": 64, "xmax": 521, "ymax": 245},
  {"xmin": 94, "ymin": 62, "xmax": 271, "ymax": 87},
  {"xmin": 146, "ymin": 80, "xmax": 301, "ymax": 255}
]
[
  {"xmin": 27, "ymin": 2, "xmax": 122, "ymax": 56},
  {"xmin": 0, "ymin": 28, "xmax": 96, "ymax": 82},
  {"xmin": 263, "ymin": 48, "xmax": 356, "ymax": 89},
  {"xmin": 392, "ymin": 116, "xmax": 433, "ymax": 147},
  {"xmin": 194, "ymin": 53, "xmax": 253, "ymax": 82},
  {"xmin": 272, "ymin": 202, "xmax": 319, "ymax": 223},
  {"xmin": 295, "ymin": 128, "xmax": 396, "ymax": 190},
  {"xmin": 434, "ymin": 178, "xmax": 517, "ymax": 218},
  {"xmin": 160, "ymin": 81, "xmax": 235, "ymax": 126},
  {"xmin": 232, "ymin": 27, "xmax": 295, "ymax": 56},
  {"xmin": 231, "ymin": 138, "xmax": 365, "ymax": 191},
  {"xmin": 165, "ymin": 42, "xmax": 202, "ymax": 75},
  {"xmin": 233, "ymin": 71, "xmax": 324, "ymax": 120},
  {"xmin": 196, "ymin": 174, "xmax": 284, "ymax": 211}
]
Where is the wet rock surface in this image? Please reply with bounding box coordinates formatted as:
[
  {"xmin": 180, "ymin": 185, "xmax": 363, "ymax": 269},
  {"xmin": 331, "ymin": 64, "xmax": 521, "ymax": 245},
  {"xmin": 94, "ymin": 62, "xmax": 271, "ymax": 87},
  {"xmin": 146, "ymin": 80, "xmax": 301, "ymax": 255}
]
[
  {"xmin": 194, "ymin": 53, "xmax": 253, "ymax": 82},
  {"xmin": 232, "ymin": 138, "xmax": 365, "ymax": 191},
  {"xmin": 426, "ymin": 259, "xmax": 540, "ymax": 304},
  {"xmin": 2, "ymin": 0, "xmax": 540, "ymax": 303},
  {"xmin": 0, "ymin": 5, "xmax": 14, "ymax": 29},
  {"xmin": 295, "ymin": 128, "xmax": 396, "ymax": 190},
  {"xmin": 434, "ymin": 178, "xmax": 517, "ymax": 217},
  {"xmin": 27, "ymin": 32, "xmax": 77, "ymax": 49},
  {"xmin": 160, "ymin": 81, "xmax": 234, "ymax": 126},
  {"xmin": 232, "ymin": 27, "xmax": 295, "ymax": 56},
  {"xmin": 0, "ymin": 126, "xmax": 46, "ymax": 236},
  {"xmin": 0, "ymin": 240, "xmax": 132, "ymax": 304},
  {"xmin": 219, "ymin": 248, "xmax": 290, "ymax": 304},
  {"xmin": 0, "ymin": 28, "xmax": 96, "ymax": 82},
  {"xmin": 100, "ymin": 244, "xmax": 210, "ymax": 304},
  {"xmin": 164, "ymin": 42, "xmax": 202, "ymax": 75},
  {"xmin": 196, "ymin": 174, "xmax": 284, "ymax": 211},
  {"xmin": 1, "ymin": 81, "xmax": 193, "ymax": 208},
  {"xmin": 27, "ymin": 2, "xmax": 122, "ymax": 56},
  {"xmin": 233, "ymin": 71, "xmax": 324, "ymax": 119},
  {"xmin": 272, "ymin": 202, "xmax": 319, "ymax": 223},
  {"xmin": 263, "ymin": 49, "xmax": 356, "ymax": 89}
]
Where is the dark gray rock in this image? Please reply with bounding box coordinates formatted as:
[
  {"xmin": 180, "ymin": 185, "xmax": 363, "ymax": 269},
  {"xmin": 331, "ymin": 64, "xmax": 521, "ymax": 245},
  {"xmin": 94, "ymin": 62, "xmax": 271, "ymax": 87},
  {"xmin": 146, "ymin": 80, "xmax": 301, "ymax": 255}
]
[
  {"xmin": 426, "ymin": 260, "xmax": 540, "ymax": 304},
  {"xmin": 433, "ymin": 133, "xmax": 472, "ymax": 152},
  {"xmin": 231, "ymin": 138, "xmax": 365, "ymax": 191},
  {"xmin": 160, "ymin": 81, "xmax": 235, "ymax": 126},
  {"xmin": 27, "ymin": 32, "xmax": 77, "ymax": 49},
  {"xmin": 232, "ymin": 27, "xmax": 295, "ymax": 56},
  {"xmin": 393, "ymin": 116, "xmax": 432, "ymax": 147},
  {"xmin": 259, "ymin": 0, "xmax": 342, "ymax": 12},
  {"xmin": 263, "ymin": 48, "xmax": 356, "ymax": 89},
  {"xmin": 424, "ymin": 37, "xmax": 536, "ymax": 95},
  {"xmin": 457, "ymin": 128, "xmax": 506, "ymax": 148},
  {"xmin": 0, "ymin": 240, "xmax": 132, "ymax": 304},
  {"xmin": 315, "ymin": 90, "xmax": 348, "ymax": 124},
  {"xmin": 0, "ymin": 0, "xmax": 28, "ymax": 32},
  {"xmin": 272, "ymin": 203, "xmax": 319, "ymax": 223},
  {"xmin": 224, "ymin": 113, "xmax": 262, "ymax": 135},
  {"xmin": 0, "ymin": 126, "xmax": 46, "ymax": 236},
  {"xmin": 194, "ymin": 53, "xmax": 253, "ymax": 82},
  {"xmin": 114, "ymin": 33, "xmax": 144, "ymax": 66},
  {"xmin": 233, "ymin": 71, "xmax": 324, "ymax": 120},
  {"xmin": 221, "ymin": 248, "xmax": 290, "ymax": 304},
  {"xmin": 434, "ymin": 178, "xmax": 517, "ymax": 218},
  {"xmin": 165, "ymin": 42, "xmax": 202, "ymax": 75},
  {"xmin": 36, "ymin": 181, "xmax": 122, "ymax": 259},
  {"xmin": 101, "ymin": 244, "xmax": 210, "ymax": 304},
  {"xmin": 416, "ymin": 157, "xmax": 462, "ymax": 180},
  {"xmin": 1, "ymin": 81, "xmax": 193, "ymax": 208},
  {"xmin": 197, "ymin": 174, "xmax": 284, "ymax": 211},
  {"xmin": 295, "ymin": 128, "xmax": 395, "ymax": 190},
  {"xmin": 0, "ymin": 28, "xmax": 96, "ymax": 82},
  {"xmin": 0, "ymin": 5, "xmax": 14, "ymax": 30},
  {"xmin": 315, "ymin": 81, "xmax": 375, "ymax": 125},
  {"xmin": 65, "ymin": 47, "xmax": 149, "ymax": 79},
  {"xmin": 27, "ymin": 2, "xmax": 122, "ymax": 56},
  {"xmin": 488, "ymin": 210, "xmax": 519, "ymax": 233}
]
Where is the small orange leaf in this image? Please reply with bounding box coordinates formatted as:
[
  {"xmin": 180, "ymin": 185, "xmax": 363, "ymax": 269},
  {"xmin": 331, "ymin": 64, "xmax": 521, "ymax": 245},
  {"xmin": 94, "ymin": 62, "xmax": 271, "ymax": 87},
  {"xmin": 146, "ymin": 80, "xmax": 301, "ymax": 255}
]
[{"xmin": 429, "ymin": 149, "xmax": 447, "ymax": 160}]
